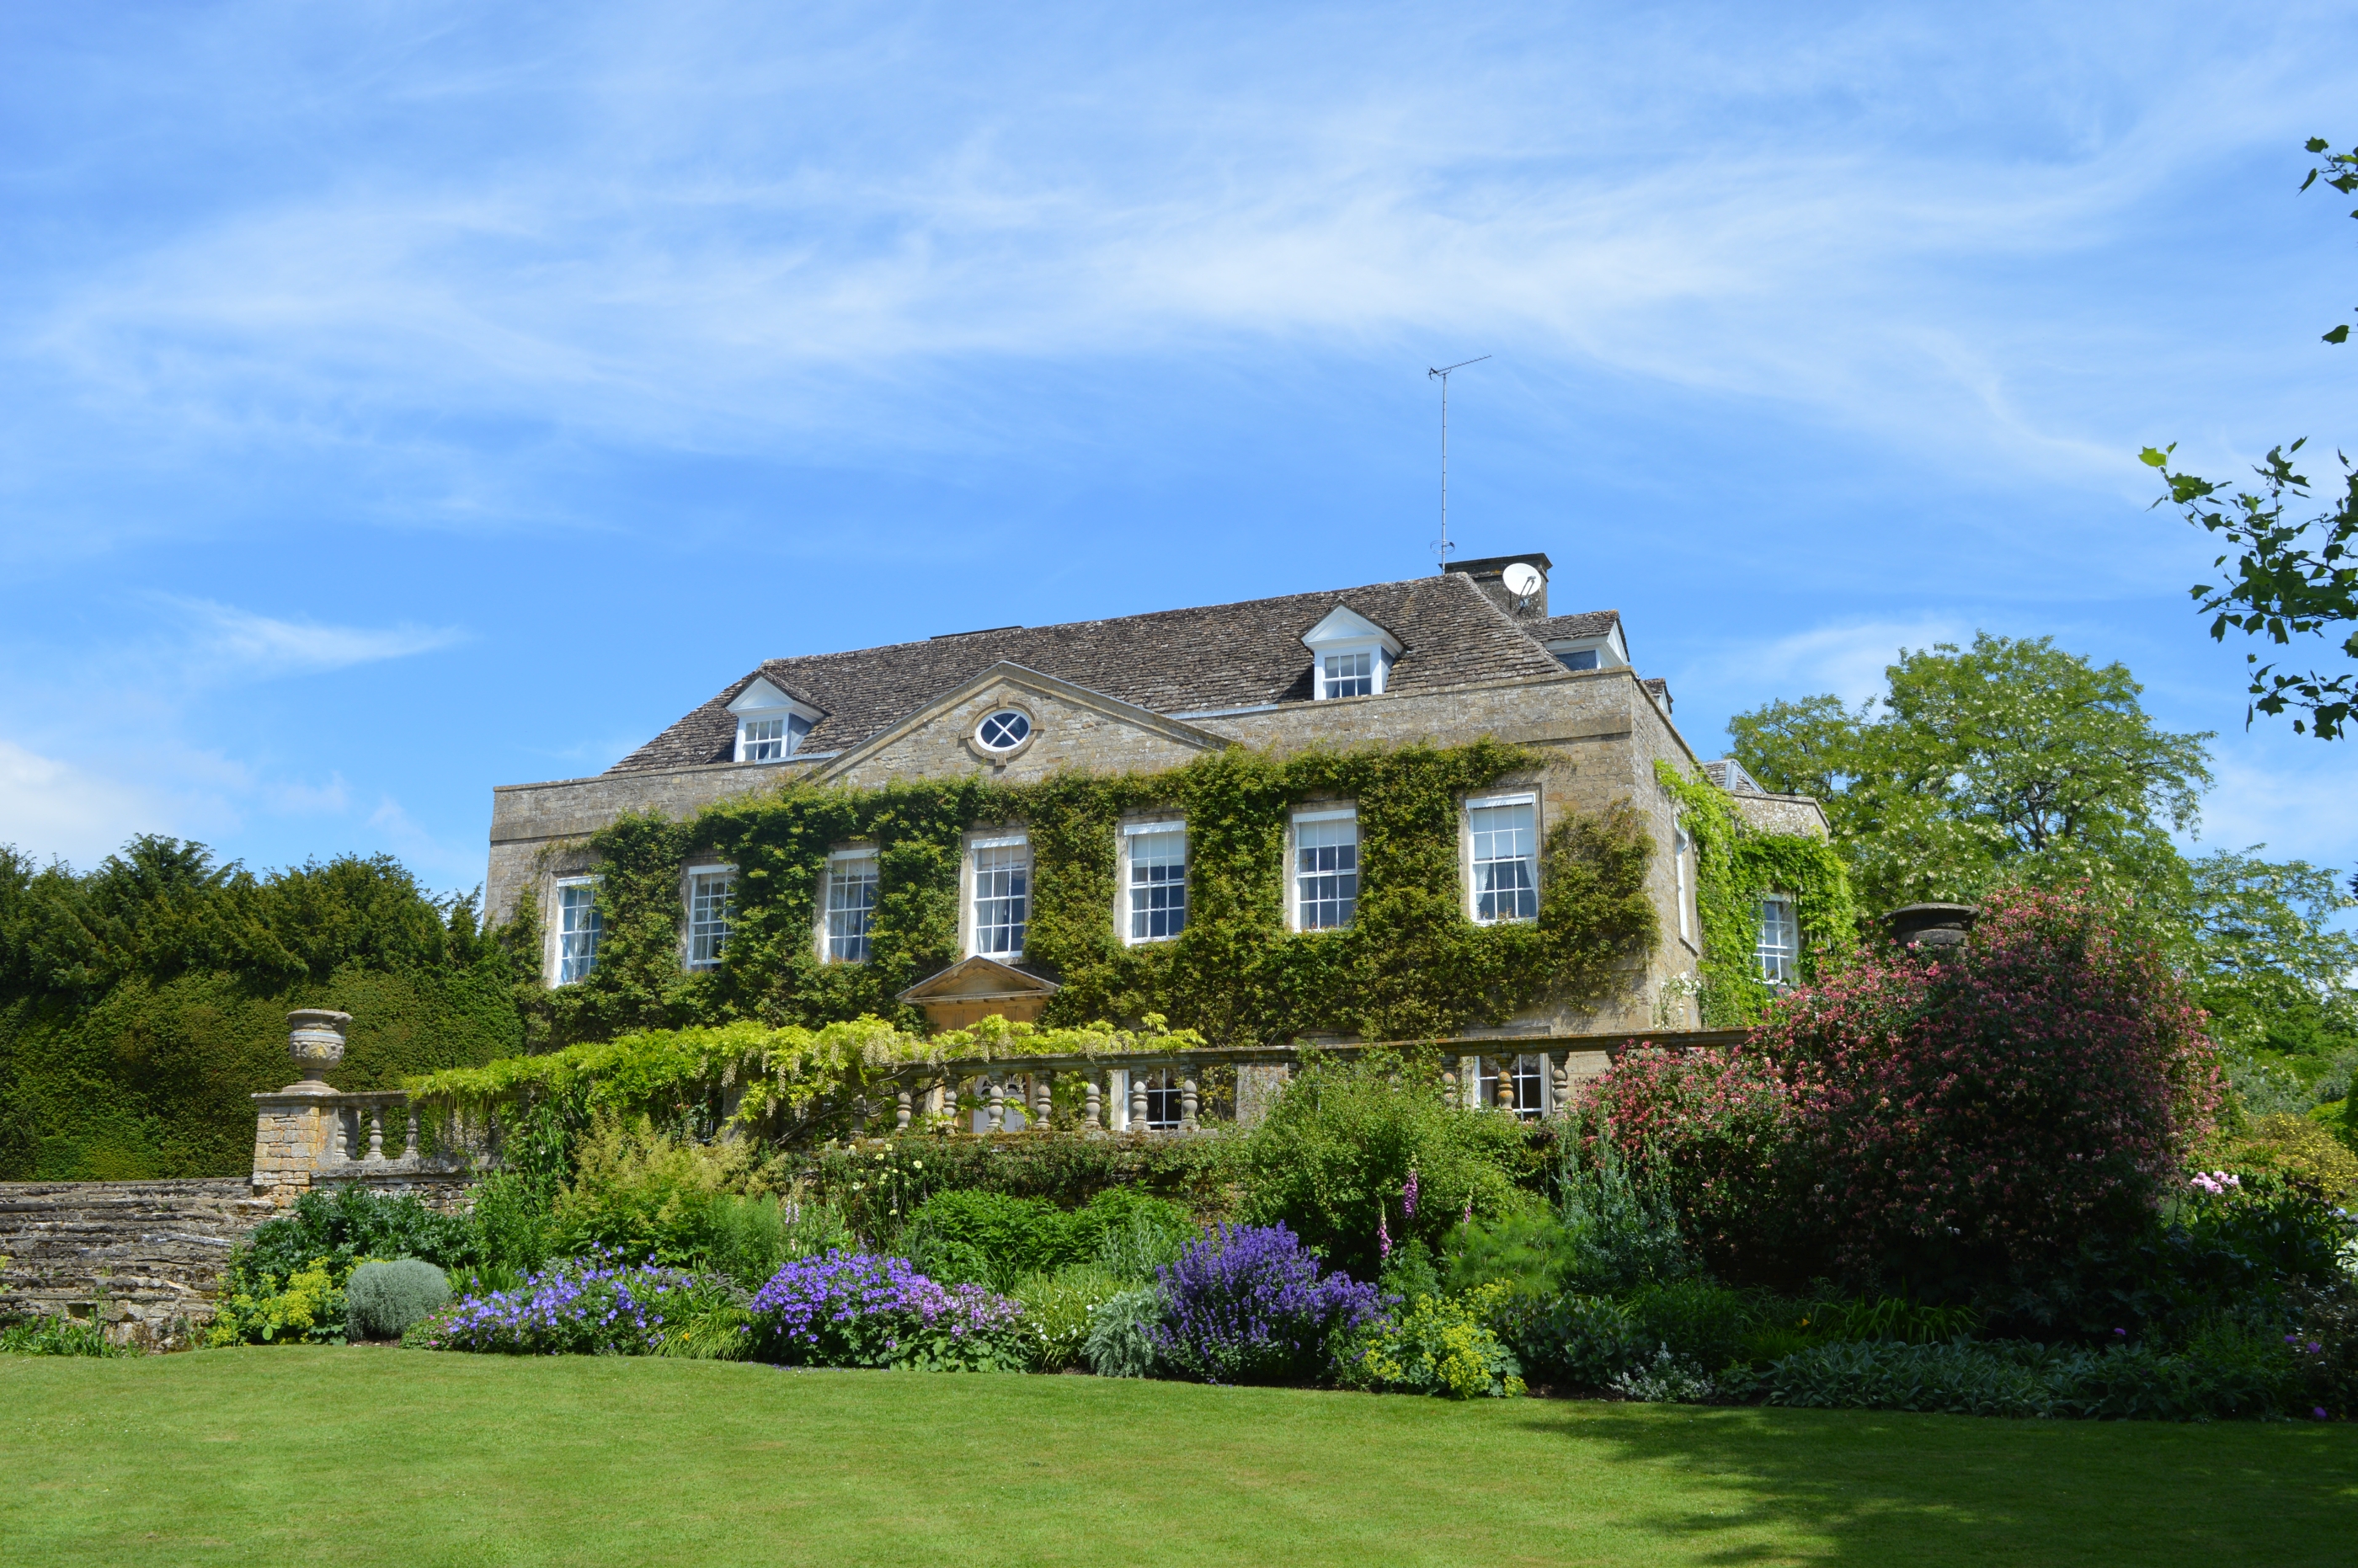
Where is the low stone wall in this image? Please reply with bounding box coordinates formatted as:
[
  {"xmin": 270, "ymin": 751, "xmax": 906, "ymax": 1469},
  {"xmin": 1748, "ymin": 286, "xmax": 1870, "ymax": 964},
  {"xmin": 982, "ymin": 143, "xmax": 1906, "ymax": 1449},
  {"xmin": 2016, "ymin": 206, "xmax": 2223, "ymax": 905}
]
[
  {"xmin": 0, "ymin": 1179, "xmax": 269, "ymax": 1351},
  {"xmin": 0, "ymin": 1171, "xmax": 477, "ymax": 1351}
]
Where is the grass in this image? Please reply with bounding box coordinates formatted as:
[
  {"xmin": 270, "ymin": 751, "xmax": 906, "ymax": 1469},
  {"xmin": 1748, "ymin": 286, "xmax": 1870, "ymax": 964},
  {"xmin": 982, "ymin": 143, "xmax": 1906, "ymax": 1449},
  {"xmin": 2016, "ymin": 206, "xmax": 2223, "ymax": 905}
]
[{"xmin": 3, "ymin": 1351, "xmax": 2353, "ymax": 1567}]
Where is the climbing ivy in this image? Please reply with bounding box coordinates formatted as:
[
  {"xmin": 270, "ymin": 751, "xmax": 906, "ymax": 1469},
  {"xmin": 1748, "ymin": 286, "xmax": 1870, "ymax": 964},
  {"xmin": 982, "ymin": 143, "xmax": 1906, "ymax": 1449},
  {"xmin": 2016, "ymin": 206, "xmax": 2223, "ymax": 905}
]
[
  {"xmin": 1653, "ymin": 760, "xmax": 1858, "ymax": 1027},
  {"xmin": 530, "ymin": 742, "xmax": 1659, "ymax": 1048}
]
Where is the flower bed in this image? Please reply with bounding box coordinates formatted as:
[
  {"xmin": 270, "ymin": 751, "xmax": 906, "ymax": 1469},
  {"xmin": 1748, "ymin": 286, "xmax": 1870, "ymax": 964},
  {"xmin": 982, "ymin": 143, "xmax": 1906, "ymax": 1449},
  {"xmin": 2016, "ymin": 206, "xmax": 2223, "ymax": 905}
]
[
  {"xmin": 747, "ymin": 1251, "xmax": 1027, "ymax": 1371},
  {"xmin": 1154, "ymin": 1224, "xmax": 1381, "ymax": 1385},
  {"xmin": 412, "ymin": 1251, "xmax": 710, "ymax": 1355}
]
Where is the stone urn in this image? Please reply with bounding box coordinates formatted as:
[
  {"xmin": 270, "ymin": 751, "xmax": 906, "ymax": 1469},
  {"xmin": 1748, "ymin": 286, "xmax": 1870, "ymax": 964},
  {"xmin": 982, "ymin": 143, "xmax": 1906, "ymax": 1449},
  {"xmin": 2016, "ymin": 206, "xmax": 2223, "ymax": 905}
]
[
  {"xmin": 285, "ymin": 1009, "xmax": 351, "ymax": 1089},
  {"xmin": 1884, "ymin": 904, "xmax": 1977, "ymax": 957}
]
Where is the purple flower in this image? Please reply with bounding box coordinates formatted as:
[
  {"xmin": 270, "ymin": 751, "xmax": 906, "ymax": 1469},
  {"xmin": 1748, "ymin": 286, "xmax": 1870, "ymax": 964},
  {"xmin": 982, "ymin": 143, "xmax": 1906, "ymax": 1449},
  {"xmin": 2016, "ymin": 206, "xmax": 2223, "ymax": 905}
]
[
  {"xmin": 1401, "ymin": 1169, "xmax": 1419, "ymax": 1219},
  {"xmin": 1378, "ymin": 1208, "xmax": 1392, "ymax": 1261},
  {"xmin": 1152, "ymin": 1224, "xmax": 1381, "ymax": 1386}
]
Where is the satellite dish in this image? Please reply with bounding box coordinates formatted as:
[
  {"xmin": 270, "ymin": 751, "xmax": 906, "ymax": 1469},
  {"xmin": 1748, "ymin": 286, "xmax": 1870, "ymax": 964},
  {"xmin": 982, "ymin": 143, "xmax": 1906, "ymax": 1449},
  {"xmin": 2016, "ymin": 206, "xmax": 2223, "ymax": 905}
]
[{"xmin": 1502, "ymin": 562, "xmax": 1543, "ymax": 600}]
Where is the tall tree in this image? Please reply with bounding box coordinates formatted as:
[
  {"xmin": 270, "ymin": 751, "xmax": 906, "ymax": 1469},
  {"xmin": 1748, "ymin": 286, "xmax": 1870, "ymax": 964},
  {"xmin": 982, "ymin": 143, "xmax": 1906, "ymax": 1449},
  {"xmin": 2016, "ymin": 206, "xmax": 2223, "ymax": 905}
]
[
  {"xmin": 2143, "ymin": 137, "xmax": 2357, "ymax": 739},
  {"xmin": 1727, "ymin": 633, "xmax": 2213, "ymax": 916}
]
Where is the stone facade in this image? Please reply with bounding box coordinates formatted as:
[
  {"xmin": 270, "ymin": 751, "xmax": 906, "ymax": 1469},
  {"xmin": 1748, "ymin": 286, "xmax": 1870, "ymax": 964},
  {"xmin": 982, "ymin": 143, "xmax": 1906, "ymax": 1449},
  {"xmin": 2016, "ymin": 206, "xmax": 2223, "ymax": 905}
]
[{"xmin": 489, "ymin": 556, "xmax": 1830, "ymax": 1036}]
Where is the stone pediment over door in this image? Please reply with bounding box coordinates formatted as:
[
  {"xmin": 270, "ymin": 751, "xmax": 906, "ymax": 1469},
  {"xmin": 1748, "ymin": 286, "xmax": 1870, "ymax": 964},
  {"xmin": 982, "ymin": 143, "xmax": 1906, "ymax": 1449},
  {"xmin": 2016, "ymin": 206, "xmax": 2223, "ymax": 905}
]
[
  {"xmin": 898, "ymin": 955, "xmax": 1061, "ymax": 1034},
  {"xmin": 817, "ymin": 661, "xmax": 1230, "ymax": 788}
]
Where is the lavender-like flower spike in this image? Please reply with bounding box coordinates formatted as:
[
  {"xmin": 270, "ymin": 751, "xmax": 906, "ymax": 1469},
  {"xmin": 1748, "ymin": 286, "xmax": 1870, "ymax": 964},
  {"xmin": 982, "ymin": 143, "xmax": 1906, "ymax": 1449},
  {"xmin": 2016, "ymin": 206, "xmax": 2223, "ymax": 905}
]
[
  {"xmin": 1401, "ymin": 1168, "xmax": 1419, "ymax": 1220},
  {"xmin": 1378, "ymin": 1208, "xmax": 1392, "ymax": 1260}
]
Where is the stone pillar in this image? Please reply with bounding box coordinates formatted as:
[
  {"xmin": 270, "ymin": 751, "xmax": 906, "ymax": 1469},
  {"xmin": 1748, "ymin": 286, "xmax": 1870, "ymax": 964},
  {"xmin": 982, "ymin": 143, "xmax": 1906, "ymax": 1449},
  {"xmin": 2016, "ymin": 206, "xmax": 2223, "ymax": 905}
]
[
  {"xmin": 1032, "ymin": 1072, "xmax": 1054, "ymax": 1131},
  {"xmin": 896, "ymin": 1087, "xmax": 912, "ymax": 1132},
  {"xmin": 1549, "ymin": 1053, "xmax": 1571, "ymax": 1119},
  {"xmin": 986, "ymin": 1079, "xmax": 1006, "ymax": 1134},
  {"xmin": 366, "ymin": 1108, "xmax": 385, "ymax": 1161},
  {"xmin": 404, "ymin": 1108, "xmax": 421, "ymax": 1159},
  {"xmin": 1084, "ymin": 1075, "xmax": 1102, "ymax": 1132},
  {"xmin": 1180, "ymin": 1076, "xmax": 1199, "ymax": 1131},
  {"xmin": 1129, "ymin": 1074, "xmax": 1148, "ymax": 1134},
  {"xmin": 1457, "ymin": 1054, "xmax": 1480, "ymax": 1110},
  {"xmin": 1496, "ymin": 1061, "xmax": 1517, "ymax": 1114}
]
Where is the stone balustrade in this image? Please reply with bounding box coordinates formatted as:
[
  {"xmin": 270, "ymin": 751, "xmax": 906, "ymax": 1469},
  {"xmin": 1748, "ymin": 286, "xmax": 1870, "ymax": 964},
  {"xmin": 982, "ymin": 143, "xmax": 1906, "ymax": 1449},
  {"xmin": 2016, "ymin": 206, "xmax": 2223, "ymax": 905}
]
[{"xmin": 858, "ymin": 1027, "xmax": 1750, "ymax": 1138}]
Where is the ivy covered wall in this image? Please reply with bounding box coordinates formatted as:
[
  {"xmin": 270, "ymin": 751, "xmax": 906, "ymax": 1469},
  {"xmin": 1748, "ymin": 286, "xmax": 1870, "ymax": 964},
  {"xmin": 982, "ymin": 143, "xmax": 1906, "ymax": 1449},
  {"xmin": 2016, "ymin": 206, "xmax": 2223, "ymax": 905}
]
[
  {"xmin": 1653, "ymin": 760, "xmax": 1859, "ymax": 1027},
  {"xmin": 525, "ymin": 741, "xmax": 1662, "ymax": 1050}
]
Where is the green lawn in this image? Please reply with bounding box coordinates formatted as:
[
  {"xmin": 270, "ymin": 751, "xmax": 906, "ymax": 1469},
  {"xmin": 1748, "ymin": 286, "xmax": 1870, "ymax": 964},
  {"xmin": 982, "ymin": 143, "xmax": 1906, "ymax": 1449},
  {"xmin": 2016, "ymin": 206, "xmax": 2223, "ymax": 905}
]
[{"xmin": 3, "ymin": 1352, "xmax": 2351, "ymax": 1567}]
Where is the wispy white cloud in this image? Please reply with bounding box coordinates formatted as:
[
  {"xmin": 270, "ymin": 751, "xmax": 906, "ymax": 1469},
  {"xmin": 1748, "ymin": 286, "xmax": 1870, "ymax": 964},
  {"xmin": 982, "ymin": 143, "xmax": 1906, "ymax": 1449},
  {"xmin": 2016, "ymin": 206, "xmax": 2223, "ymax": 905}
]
[
  {"xmin": 14, "ymin": 1, "xmax": 2352, "ymax": 504},
  {"xmin": 0, "ymin": 739, "xmax": 179, "ymax": 868},
  {"xmin": 1691, "ymin": 616, "xmax": 1973, "ymax": 714},
  {"xmin": 164, "ymin": 598, "xmax": 466, "ymax": 680}
]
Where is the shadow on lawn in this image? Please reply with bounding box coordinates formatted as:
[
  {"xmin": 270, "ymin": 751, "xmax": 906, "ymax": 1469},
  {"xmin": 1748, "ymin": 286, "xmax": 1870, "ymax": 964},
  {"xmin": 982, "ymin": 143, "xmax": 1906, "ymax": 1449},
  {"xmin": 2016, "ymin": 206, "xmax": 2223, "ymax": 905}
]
[{"xmin": 1516, "ymin": 1401, "xmax": 2355, "ymax": 1566}]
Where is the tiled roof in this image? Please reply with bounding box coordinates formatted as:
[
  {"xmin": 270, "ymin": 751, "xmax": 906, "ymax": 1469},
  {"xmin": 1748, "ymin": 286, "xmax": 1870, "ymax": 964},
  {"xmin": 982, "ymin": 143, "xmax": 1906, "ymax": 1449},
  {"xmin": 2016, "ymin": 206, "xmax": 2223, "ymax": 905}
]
[
  {"xmin": 609, "ymin": 570, "xmax": 1598, "ymax": 774},
  {"xmin": 1532, "ymin": 610, "xmax": 1620, "ymax": 642}
]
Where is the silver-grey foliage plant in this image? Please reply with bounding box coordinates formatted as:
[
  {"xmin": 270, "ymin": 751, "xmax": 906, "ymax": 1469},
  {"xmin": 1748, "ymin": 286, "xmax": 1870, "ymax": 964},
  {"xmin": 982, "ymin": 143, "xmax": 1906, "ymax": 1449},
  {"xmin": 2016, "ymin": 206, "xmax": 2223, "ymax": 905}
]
[{"xmin": 346, "ymin": 1258, "xmax": 451, "ymax": 1341}]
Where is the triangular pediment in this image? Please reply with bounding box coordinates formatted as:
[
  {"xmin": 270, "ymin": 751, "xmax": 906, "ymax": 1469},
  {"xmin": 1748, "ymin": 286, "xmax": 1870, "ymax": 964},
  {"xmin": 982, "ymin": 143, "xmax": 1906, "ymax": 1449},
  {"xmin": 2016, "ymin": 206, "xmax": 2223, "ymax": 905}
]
[
  {"xmin": 728, "ymin": 676, "xmax": 824, "ymax": 719},
  {"xmin": 898, "ymin": 955, "xmax": 1061, "ymax": 1004},
  {"xmin": 815, "ymin": 661, "xmax": 1229, "ymax": 781},
  {"xmin": 1300, "ymin": 604, "xmax": 1402, "ymax": 655}
]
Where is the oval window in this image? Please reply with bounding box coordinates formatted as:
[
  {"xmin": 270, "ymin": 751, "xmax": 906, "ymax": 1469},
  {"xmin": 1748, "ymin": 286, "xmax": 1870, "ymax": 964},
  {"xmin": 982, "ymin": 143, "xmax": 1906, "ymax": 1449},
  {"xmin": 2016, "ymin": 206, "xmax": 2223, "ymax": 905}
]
[{"xmin": 976, "ymin": 709, "xmax": 1032, "ymax": 751}]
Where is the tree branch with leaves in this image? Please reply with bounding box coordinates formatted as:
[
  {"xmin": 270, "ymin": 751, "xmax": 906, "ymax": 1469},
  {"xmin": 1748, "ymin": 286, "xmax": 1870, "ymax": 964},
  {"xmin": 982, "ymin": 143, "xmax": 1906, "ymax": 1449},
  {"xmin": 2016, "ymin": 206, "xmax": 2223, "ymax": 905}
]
[{"xmin": 2143, "ymin": 136, "xmax": 2357, "ymax": 740}]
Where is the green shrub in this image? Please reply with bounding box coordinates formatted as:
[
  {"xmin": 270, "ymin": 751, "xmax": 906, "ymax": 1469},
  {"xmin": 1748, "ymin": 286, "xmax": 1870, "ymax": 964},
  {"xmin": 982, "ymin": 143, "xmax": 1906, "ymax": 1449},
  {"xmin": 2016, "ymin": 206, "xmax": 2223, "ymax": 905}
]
[
  {"xmin": 906, "ymin": 1187, "xmax": 1194, "ymax": 1293},
  {"xmin": 1800, "ymin": 1294, "xmax": 1982, "ymax": 1346},
  {"xmin": 1093, "ymin": 1202, "xmax": 1194, "ymax": 1283},
  {"xmin": 209, "ymin": 1256, "xmax": 351, "ymax": 1346},
  {"xmin": 1239, "ymin": 1048, "xmax": 1539, "ymax": 1278},
  {"xmin": 1336, "ymin": 1283, "xmax": 1526, "ymax": 1399},
  {"xmin": 906, "ymin": 1191, "xmax": 1073, "ymax": 1289},
  {"xmin": 545, "ymin": 1111, "xmax": 769, "ymax": 1267},
  {"xmin": 1498, "ymin": 1293, "xmax": 1644, "ymax": 1389},
  {"xmin": 1550, "ymin": 1109, "xmax": 1694, "ymax": 1290},
  {"xmin": 210, "ymin": 1186, "xmax": 477, "ymax": 1347},
  {"xmin": 0, "ymin": 1311, "xmax": 130, "ymax": 1357},
  {"xmin": 1013, "ymin": 1264, "xmax": 1124, "ymax": 1372},
  {"xmin": 1764, "ymin": 1332, "xmax": 2317, "ymax": 1421},
  {"xmin": 1624, "ymin": 1277, "xmax": 1765, "ymax": 1373},
  {"xmin": 1082, "ymin": 1285, "xmax": 1164, "ymax": 1379},
  {"xmin": 702, "ymin": 1192, "xmax": 854, "ymax": 1288},
  {"xmin": 345, "ymin": 1259, "xmax": 451, "ymax": 1341}
]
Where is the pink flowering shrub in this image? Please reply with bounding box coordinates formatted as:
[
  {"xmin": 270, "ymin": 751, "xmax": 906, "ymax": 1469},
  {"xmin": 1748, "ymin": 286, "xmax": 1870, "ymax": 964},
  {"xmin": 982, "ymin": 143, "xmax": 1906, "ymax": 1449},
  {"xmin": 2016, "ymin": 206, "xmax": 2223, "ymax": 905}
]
[
  {"xmin": 1584, "ymin": 886, "xmax": 2223, "ymax": 1287},
  {"xmin": 1575, "ymin": 1043, "xmax": 1806, "ymax": 1277}
]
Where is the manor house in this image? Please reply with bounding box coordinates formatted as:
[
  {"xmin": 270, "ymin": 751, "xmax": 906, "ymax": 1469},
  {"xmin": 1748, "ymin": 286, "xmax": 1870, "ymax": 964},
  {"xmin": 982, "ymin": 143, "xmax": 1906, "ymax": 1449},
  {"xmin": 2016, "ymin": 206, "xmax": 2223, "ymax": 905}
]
[{"xmin": 487, "ymin": 554, "xmax": 1827, "ymax": 1039}]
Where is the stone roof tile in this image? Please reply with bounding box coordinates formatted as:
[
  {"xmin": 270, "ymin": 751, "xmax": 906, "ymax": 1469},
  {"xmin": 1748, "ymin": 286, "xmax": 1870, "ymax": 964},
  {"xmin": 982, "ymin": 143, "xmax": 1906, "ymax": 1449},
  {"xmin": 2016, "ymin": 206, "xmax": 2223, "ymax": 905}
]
[{"xmin": 609, "ymin": 570, "xmax": 1594, "ymax": 774}]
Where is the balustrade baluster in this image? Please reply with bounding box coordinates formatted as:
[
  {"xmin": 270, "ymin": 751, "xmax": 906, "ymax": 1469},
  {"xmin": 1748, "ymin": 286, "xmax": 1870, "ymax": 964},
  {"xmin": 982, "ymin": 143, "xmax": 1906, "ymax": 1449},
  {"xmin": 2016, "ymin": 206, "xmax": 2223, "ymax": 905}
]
[
  {"xmin": 1033, "ymin": 1072, "xmax": 1054, "ymax": 1131},
  {"xmin": 1180, "ymin": 1076, "xmax": 1198, "ymax": 1130},
  {"xmin": 986, "ymin": 1080, "xmax": 1005, "ymax": 1134},
  {"xmin": 1083, "ymin": 1075, "xmax": 1102, "ymax": 1132},
  {"xmin": 367, "ymin": 1107, "xmax": 385, "ymax": 1160},
  {"xmin": 896, "ymin": 1087, "xmax": 912, "ymax": 1132},
  {"xmin": 404, "ymin": 1108, "xmax": 420, "ymax": 1160},
  {"xmin": 1129, "ymin": 1075, "xmax": 1147, "ymax": 1135},
  {"xmin": 1549, "ymin": 1053, "xmax": 1571, "ymax": 1118}
]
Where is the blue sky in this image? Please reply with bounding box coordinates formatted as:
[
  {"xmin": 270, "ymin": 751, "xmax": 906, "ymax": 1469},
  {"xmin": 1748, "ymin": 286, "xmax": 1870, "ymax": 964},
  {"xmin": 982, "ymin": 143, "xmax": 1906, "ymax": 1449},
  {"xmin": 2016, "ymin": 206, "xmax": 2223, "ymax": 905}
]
[{"xmin": 2, "ymin": 1, "xmax": 2352, "ymax": 901}]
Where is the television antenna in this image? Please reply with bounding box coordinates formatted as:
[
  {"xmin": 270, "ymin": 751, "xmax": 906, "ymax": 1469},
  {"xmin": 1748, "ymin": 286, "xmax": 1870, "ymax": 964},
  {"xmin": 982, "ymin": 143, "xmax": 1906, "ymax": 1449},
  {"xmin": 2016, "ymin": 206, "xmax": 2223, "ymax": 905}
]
[{"xmin": 1427, "ymin": 355, "xmax": 1490, "ymax": 573}]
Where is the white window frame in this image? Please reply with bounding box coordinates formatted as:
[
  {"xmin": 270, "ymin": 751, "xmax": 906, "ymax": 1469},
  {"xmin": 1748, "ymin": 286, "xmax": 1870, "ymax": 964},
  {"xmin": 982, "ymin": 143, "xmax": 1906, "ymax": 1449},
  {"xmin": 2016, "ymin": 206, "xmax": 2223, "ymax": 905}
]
[
  {"xmin": 964, "ymin": 832, "xmax": 1031, "ymax": 961},
  {"xmin": 684, "ymin": 863, "xmax": 736, "ymax": 970},
  {"xmin": 1119, "ymin": 819, "xmax": 1188, "ymax": 946},
  {"xmin": 728, "ymin": 677, "xmax": 822, "ymax": 764},
  {"xmin": 819, "ymin": 849, "xmax": 880, "ymax": 964},
  {"xmin": 1464, "ymin": 792, "xmax": 1540, "ymax": 925},
  {"xmin": 1289, "ymin": 806, "xmax": 1360, "ymax": 933},
  {"xmin": 1672, "ymin": 828, "xmax": 1695, "ymax": 946},
  {"xmin": 553, "ymin": 876, "xmax": 601, "ymax": 985},
  {"xmin": 1757, "ymin": 893, "xmax": 1799, "ymax": 986},
  {"xmin": 1468, "ymin": 1053, "xmax": 1550, "ymax": 1118},
  {"xmin": 1300, "ymin": 606, "xmax": 1403, "ymax": 701}
]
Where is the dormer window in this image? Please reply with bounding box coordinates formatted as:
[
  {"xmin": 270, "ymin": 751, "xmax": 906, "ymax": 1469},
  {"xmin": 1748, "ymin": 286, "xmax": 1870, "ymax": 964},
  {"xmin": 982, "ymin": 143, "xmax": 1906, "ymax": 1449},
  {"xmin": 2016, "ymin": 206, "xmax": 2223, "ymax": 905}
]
[
  {"xmin": 728, "ymin": 676, "xmax": 824, "ymax": 764},
  {"xmin": 1323, "ymin": 652, "xmax": 1374, "ymax": 697},
  {"xmin": 1555, "ymin": 648, "xmax": 1599, "ymax": 671},
  {"xmin": 1300, "ymin": 605, "xmax": 1403, "ymax": 701}
]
